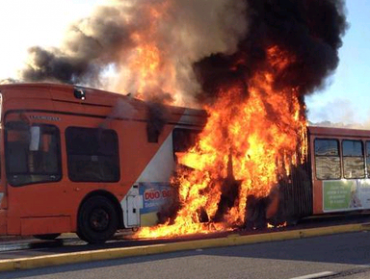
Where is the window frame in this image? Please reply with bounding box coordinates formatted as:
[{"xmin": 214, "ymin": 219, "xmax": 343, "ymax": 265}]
[
  {"xmin": 341, "ymin": 139, "xmax": 366, "ymax": 179},
  {"xmin": 65, "ymin": 126, "xmax": 120, "ymax": 183},
  {"xmin": 366, "ymin": 141, "xmax": 370, "ymax": 178},
  {"xmin": 172, "ymin": 127, "xmax": 201, "ymax": 154},
  {"xmin": 314, "ymin": 138, "xmax": 342, "ymax": 180},
  {"xmin": 5, "ymin": 121, "xmax": 62, "ymax": 187}
]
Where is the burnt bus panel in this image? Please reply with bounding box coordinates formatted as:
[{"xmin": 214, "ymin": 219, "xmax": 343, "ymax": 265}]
[
  {"xmin": 273, "ymin": 130, "xmax": 313, "ymax": 224},
  {"xmin": 276, "ymin": 159, "xmax": 313, "ymax": 224}
]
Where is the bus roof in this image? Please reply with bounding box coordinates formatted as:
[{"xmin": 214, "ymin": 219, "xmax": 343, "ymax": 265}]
[
  {"xmin": 7, "ymin": 83, "xmax": 368, "ymax": 137},
  {"xmin": 0, "ymin": 82, "xmax": 207, "ymax": 126},
  {"xmin": 308, "ymin": 125, "xmax": 370, "ymax": 138}
]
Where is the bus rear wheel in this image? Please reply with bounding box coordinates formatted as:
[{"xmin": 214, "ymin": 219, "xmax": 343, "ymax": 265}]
[
  {"xmin": 77, "ymin": 196, "xmax": 118, "ymax": 244},
  {"xmin": 33, "ymin": 233, "xmax": 61, "ymax": 240}
]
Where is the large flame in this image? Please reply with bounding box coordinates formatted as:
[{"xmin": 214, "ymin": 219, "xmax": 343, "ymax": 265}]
[
  {"xmin": 135, "ymin": 46, "xmax": 308, "ymax": 239},
  {"xmin": 117, "ymin": 0, "xmax": 183, "ymax": 104}
]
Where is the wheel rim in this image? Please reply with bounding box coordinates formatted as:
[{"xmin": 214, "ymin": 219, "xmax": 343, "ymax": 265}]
[{"xmin": 89, "ymin": 208, "xmax": 110, "ymax": 232}]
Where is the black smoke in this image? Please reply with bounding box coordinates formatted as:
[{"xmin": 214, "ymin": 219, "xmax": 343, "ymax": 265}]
[
  {"xmin": 20, "ymin": 0, "xmax": 347, "ymax": 104},
  {"xmin": 19, "ymin": 0, "xmax": 247, "ymax": 100},
  {"xmin": 21, "ymin": 5, "xmax": 132, "ymax": 85},
  {"xmin": 194, "ymin": 0, "xmax": 348, "ymax": 103}
]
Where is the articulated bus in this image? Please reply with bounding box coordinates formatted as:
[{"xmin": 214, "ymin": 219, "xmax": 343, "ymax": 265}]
[{"xmin": 0, "ymin": 83, "xmax": 369, "ymax": 243}]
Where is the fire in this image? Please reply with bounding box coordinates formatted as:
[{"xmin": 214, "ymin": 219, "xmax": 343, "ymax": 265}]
[
  {"xmin": 15, "ymin": 0, "xmax": 344, "ymax": 239},
  {"xmin": 268, "ymin": 222, "xmax": 287, "ymax": 229},
  {"xmin": 116, "ymin": 0, "xmax": 182, "ymax": 104},
  {"xmin": 135, "ymin": 46, "xmax": 308, "ymax": 239}
]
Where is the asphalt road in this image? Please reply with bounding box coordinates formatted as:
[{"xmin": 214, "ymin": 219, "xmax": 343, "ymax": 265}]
[
  {"xmin": 1, "ymin": 231, "xmax": 370, "ymax": 278},
  {"xmin": 0, "ymin": 214, "xmax": 369, "ymax": 261}
]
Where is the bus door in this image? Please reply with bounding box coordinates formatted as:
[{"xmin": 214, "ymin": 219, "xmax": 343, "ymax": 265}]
[
  {"xmin": 4, "ymin": 120, "xmax": 69, "ymax": 235},
  {"xmin": 124, "ymin": 185, "xmax": 142, "ymax": 227}
]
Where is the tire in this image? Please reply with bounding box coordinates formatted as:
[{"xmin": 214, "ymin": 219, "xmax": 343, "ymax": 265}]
[
  {"xmin": 33, "ymin": 233, "xmax": 61, "ymax": 240},
  {"xmin": 76, "ymin": 230, "xmax": 88, "ymax": 242},
  {"xmin": 77, "ymin": 196, "xmax": 118, "ymax": 244}
]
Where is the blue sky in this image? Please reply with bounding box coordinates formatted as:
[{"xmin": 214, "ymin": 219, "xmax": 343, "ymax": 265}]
[
  {"xmin": 305, "ymin": 0, "xmax": 370, "ymax": 124},
  {"xmin": 0, "ymin": 0, "xmax": 368, "ymax": 124}
]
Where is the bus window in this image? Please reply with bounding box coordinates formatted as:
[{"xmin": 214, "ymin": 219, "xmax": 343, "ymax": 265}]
[
  {"xmin": 66, "ymin": 127, "xmax": 120, "ymax": 182},
  {"xmin": 366, "ymin": 142, "xmax": 370, "ymax": 177},
  {"xmin": 314, "ymin": 139, "xmax": 341, "ymax": 180},
  {"xmin": 5, "ymin": 122, "xmax": 62, "ymax": 187},
  {"xmin": 342, "ymin": 140, "xmax": 365, "ymax": 179},
  {"xmin": 173, "ymin": 128, "xmax": 200, "ymax": 153}
]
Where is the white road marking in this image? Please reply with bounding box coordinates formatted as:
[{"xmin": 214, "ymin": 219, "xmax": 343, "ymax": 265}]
[{"xmin": 292, "ymin": 271, "xmax": 336, "ymax": 279}]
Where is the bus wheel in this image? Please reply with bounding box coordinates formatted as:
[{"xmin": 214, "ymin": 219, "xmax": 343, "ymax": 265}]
[
  {"xmin": 77, "ymin": 196, "xmax": 118, "ymax": 244},
  {"xmin": 33, "ymin": 233, "xmax": 61, "ymax": 240}
]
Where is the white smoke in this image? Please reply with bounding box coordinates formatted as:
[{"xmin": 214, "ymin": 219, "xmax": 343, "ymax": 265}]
[{"xmin": 308, "ymin": 98, "xmax": 370, "ymax": 129}]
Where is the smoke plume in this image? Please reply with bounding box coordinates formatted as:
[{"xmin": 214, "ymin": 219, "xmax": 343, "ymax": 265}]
[
  {"xmin": 195, "ymin": 0, "xmax": 348, "ymax": 103},
  {"xmin": 21, "ymin": 0, "xmax": 347, "ymax": 107},
  {"xmin": 22, "ymin": 4, "xmax": 133, "ymax": 85},
  {"xmin": 21, "ymin": 0, "xmax": 347, "ymax": 108},
  {"xmin": 21, "ymin": 0, "xmax": 248, "ymax": 105}
]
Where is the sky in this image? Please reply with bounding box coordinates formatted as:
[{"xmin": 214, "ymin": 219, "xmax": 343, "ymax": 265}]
[
  {"xmin": 0, "ymin": 0, "xmax": 103, "ymax": 78},
  {"xmin": 305, "ymin": 1, "xmax": 370, "ymax": 125},
  {"xmin": 0, "ymin": 0, "xmax": 368, "ymax": 125}
]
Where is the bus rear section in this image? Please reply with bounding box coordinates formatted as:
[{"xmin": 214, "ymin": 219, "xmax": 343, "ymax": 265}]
[
  {"xmin": 0, "ymin": 83, "xmax": 206, "ymax": 243},
  {"xmin": 309, "ymin": 126, "xmax": 370, "ymax": 215},
  {"xmin": 273, "ymin": 125, "xmax": 370, "ymax": 225}
]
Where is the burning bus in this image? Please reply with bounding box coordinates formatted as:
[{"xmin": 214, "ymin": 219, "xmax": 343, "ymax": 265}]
[
  {"xmin": 0, "ymin": 0, "xmax": 350, "ymax": 244},
  {"xmin": 0, "ymin": 82, "xmax": 369, "ymax": 244}
]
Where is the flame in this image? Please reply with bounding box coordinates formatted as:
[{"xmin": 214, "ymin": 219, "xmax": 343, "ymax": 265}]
[
  {"xmin": 135, "ymin": 45, "xmax": 308, "ymax": 239},
  {"xmin": 115, "ymin": 0, "xmax": 183, "ymax": 104},
  {"xmin": 268, "ymin": 222, "xmax": 287, "ymax": 229}
]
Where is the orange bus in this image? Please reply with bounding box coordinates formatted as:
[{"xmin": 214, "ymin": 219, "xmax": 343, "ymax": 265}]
[
  {"xmin": 309, "ymin": 126, "xmax": 370, "ymax": 214},
  {"xmin": 0, "ymin": 83, "xmax": 369, "ymax": 243},
  {"xmin": 0, "ymin": 83, "xmax": 205, "ymax": 243},
  {"xmin": 274, "ymin": 126, "xmax": 370, "ymax": 225}
]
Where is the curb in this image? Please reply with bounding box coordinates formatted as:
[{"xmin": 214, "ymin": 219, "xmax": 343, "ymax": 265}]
[{"xmin": 0, "ymin": 223, "xmax": 368, "ymax": 272}]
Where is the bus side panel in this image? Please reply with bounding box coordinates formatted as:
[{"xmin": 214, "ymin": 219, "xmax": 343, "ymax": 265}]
[
  {"xmin": 312, "ymin": 180, "xmax": 324, "ymax": 214},
  {"xmin": 4, "ymin": 110, "xmax": 128, "ymax": 235},
  {"xmin": 319, "ymin": 179, "xmax": 370, "ymax": 213},
  {"xmin": 121, "ymin": 130, "xmax": 176, "ymax": 227},
  {"xmin": 61, "ymin": 114, "xmax": 177, "ymax": 231},
  {"xmin": 21, "ymin": 216, "xmax": 70, "ymax": 235},
  {"xmin": 120, "ymin": 111, "xmax": 200, "ymax": 228},
  {"xmin": 311, "ymin": 134, "xmax": 324, "ymax": 215},
  {"xmin": 112, "ymin": 120, "xmax": 176, "ymax": 186},
  {"xmin": 0, "ymin": 211, "xmax": 6, "ymax": 235},
  {"xmin": 118, "ymin": 123, "xmax": 179, "ymax": 228}
]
